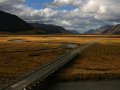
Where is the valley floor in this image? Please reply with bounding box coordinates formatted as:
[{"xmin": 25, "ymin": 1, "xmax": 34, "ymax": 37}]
[
  {"xmin": 0, "ymin": 35, "xmax": 119, "ymax": 88},
  {"xmin": 54, "ymin": 36, "xmax": 120, "ymax": 80}
]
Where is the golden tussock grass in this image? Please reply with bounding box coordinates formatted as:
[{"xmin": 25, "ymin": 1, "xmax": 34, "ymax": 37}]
[
  {"xmin": 0, "ymin": 35, "xmax": 119, "ymax": 87},
  {"xmin": 55, "ymin": 37, "xmax": 120, "ymax": 81},
  {"xmin": 0, "ymin": 36, "xmax": 67, "ymax": 87},
  {"xmin": 0, "ymin": 35, "xmax": 98, "ymax": 87}
]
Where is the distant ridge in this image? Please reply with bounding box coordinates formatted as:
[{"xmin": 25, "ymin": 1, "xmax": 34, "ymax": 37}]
[
  {"xmin": 0, "ymin": 10, "xmax": 33, "ymax": 32},
  {"xmin": 102, "ymin": 24, "xmax": 120, "ymax": 34},
  {"xmin": 84, "ymin": 25, "xmax": 112, "ymax": 34},
  {"xmin": 69, "ymin": 30, "xmax": 80, "ymax": 34},
  {"xmin": 84, "ymin": 29, "xmax": 96, "ymax": 34},
  {"xmin": 29, "ymin": 23, "xmax": 71, "ymax": 34},
  {"xmin": 0, "ymin": 10, "xmax": 72, "ymax": 34}
]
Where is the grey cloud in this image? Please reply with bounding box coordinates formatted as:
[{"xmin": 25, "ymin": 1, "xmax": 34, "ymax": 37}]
[
  {"xmin": 0, "ymin": 0, "xmax": 120, "ymax": 33},
  {"xmin": 45, "ymin": 0, "xmax": 82, "ymax": 8},
  {"xmin": 82, "ymin": 0, "xmax": 120, "ymax": 21}
]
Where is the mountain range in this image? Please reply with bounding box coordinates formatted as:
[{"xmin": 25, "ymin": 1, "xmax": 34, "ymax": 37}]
[
  {"xmin": 0, "ymin": 10, "xmax": 119, "ymax": 35},
  {"xmin": 102, "ymin": 24, "xmax": 120, "ymax": 34},
  {"xmin": 84, "ymin": 25, "xmax": 112, "ymax": 34},
  {"xmin": 0, "ymin": 10, "xmax": 75, "ymax": 34},
  {"xmin": 29, "ymin": 23, "xmax": 71, "ymax": 34}
]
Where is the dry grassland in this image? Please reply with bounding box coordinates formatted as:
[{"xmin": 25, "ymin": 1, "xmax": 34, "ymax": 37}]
[
  {"xmin": 0, "ymin": 36, "xmax": 64, "ymax": 88},
  {"xmin": 1, "ymin": 35, "xmax": 97, "ymax": 44},
  {"xmin": 0, "ymin": 35, "xmax": 119, "ymax": 87},
  {"xmin": 55, "ymin": 37, "xmax": 120, "ymax": 81},
  {"xmin": 0, "ymin": 35, "xmax": 97, "ymax": 88}
]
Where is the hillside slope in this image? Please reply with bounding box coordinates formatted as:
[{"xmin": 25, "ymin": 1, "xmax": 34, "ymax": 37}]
[
  {"xmin": 0, "ymin": 10, "xmax": 75, "ymax": 34},
  {"xmin": 0, "ymin": 10, "xmax": 33, "ymax": 32},
  {"xmin": 30, "ymin": 23, "xmax": 71, "ymax": 34},
  {"xmin": 102, "ymin": 24, "xmax": 120, "ymax": 34},
  {"xmin": 84, "ymin": 25, "xmax": 112, "ymax": 34}
]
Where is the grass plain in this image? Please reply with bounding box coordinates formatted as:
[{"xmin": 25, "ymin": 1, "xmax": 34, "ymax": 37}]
[
  {"xmin": 0, "ymin": 35, "xmax": 119, "ymax": 88},
  {"xmin": 55, "ymin": 36, "xmax": 120, "ymax": 81},
  {"xmin": 0, "ymin": 36, "xmax": 66, "ymax": 88},
  {"xmin": 0, "ymin": 35, "xmax": 98, "ymax": 88}
]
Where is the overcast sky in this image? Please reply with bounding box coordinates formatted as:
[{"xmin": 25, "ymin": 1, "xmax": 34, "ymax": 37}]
[{"xmin": 0, "ymin": 0, "xmax": 120, "ymax": 33}]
